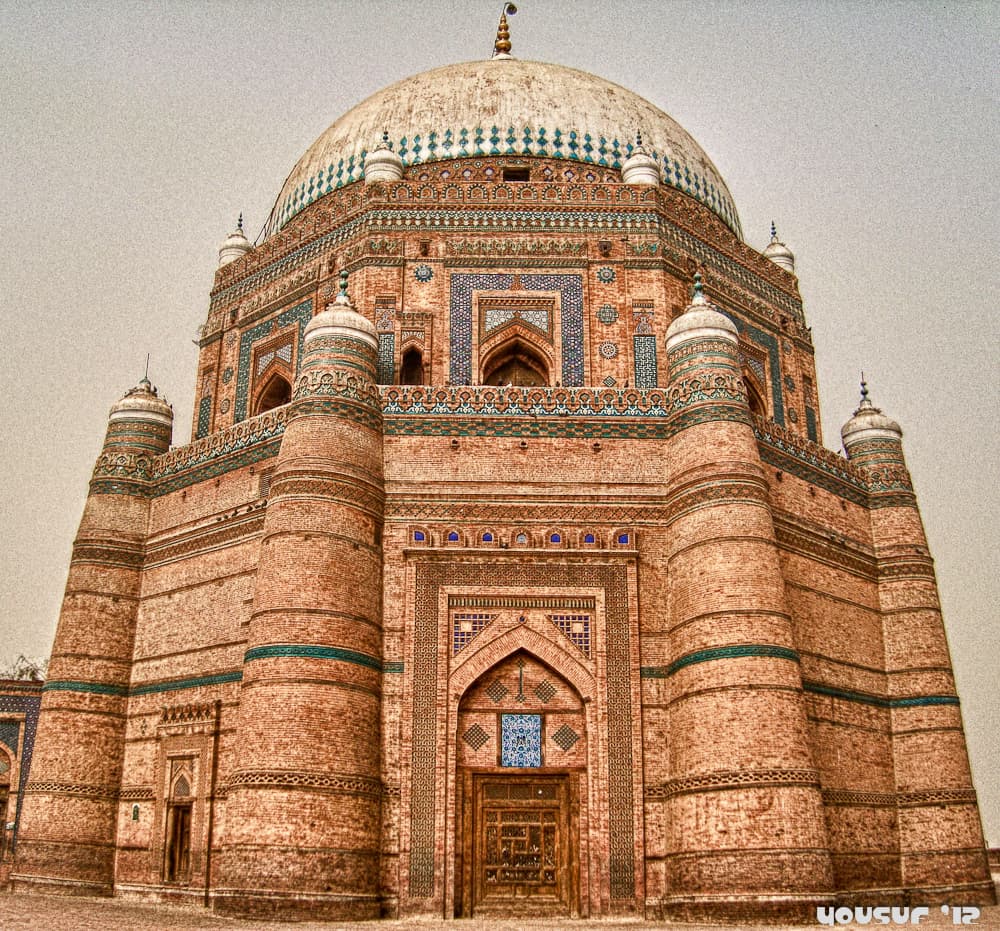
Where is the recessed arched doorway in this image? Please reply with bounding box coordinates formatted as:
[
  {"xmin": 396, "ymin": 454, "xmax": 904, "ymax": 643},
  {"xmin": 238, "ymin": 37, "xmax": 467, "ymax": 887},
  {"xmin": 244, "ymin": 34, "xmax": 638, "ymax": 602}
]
[
  {"xmin": 454, "ymin": 651, "xmax": 585, "ymax": 918},
  {"xmin": 481, "ymin": 339, "xmax": 550, "ymax": 387}
]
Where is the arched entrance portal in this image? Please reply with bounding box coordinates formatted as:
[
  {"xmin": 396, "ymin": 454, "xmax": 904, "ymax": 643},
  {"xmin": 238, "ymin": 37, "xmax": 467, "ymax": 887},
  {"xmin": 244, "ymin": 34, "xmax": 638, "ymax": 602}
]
[{"xmin": 454, "ymin": 651, "xmax": 585, "ymax": 918}]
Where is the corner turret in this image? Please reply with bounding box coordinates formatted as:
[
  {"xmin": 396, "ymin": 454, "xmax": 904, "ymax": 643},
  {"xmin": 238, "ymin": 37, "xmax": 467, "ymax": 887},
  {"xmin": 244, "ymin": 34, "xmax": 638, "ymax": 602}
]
[
  {"xmin": 218, "ymin": 214, "xmax": 252, "ymax": 267},
  {"xmin": 621, "ymin": 131, "xmax": 660, "ymax": 186},
  {"xmin": 763, "ymin": 222, "xmax": 795, "ymax": 274},
  {"xmin": 364, "ymin": 131, "xmax": 405, "ymax": 183}
]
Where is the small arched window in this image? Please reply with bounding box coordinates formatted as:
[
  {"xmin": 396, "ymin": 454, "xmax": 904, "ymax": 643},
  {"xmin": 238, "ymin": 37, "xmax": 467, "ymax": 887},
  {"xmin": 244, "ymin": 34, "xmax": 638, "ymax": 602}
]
[
  {"xmin": 254, "ymin": 373, "xmax": 292, "ymax": 414},
  {"xmin": 401, "ymin": 347, "xmax": 425, "ymax": 385}
]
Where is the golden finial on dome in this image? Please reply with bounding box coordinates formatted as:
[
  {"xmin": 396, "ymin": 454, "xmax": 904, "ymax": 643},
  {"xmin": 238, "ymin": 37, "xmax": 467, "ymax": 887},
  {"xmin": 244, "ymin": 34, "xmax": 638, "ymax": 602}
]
[{"xmin": 493, "ymin": 3, "xmax": 517, "ymax": 58}]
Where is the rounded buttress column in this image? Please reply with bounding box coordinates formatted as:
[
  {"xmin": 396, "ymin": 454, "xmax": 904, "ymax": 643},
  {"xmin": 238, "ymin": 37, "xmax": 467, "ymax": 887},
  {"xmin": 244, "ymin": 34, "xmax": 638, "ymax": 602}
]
[
  {"xmin": 659, "ymin": 280, "xmax": 833, "ymax": 921},
  {"xmin": 843, "ymin": 390, "xmax": 994, "ymax": 905},
  {"xmin": 217, "ymin": 279, "xmax": 385, "ymax": 919},
  {"xmin": 12, "ymin": 379, "xmax": 172, "ymax": 895}
]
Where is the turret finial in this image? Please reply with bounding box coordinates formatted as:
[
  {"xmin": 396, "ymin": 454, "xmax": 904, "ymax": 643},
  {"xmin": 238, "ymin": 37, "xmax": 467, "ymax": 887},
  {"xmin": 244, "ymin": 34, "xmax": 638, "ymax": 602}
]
[
  {"xmin": 237, "ymin": 212, "xmax": 244, "ymax": 233},
  {"xmin": 635, "ymin": 129, "xmax": 644, "ymax": 150},
  {"xmin": 770, "ymin": 220, "xmax": 778, "ymax": 241},
  {"xmin": 380, "ymin": 129, "xmax": 392, "ymax": 150},
  {"xmin": 692, "ymin": 272, "xmax": 706, "ymax": 304},
  {"xmin": 493, "ymin": 3, "xmax": 517, "ymax": 58},
  {"xmin": 339, "ymin": 268, "xmax": 349, "ymax": 297}
]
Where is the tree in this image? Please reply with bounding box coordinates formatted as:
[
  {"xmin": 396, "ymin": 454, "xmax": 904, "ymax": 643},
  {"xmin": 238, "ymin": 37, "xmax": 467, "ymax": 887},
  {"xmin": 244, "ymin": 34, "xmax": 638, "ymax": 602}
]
[{"xmin": 0, "ymin": 654, "xmax": 47, "ymax": 681}]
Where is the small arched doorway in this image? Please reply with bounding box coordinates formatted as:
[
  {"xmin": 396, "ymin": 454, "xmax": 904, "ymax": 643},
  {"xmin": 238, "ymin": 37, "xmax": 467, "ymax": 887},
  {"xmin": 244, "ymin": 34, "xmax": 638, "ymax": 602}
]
[
  {"xmin": 481, "ymin": 339, "xmax": 550, "ymax": 387},
  {"xmin": 400, "ymin": 346, "xmax": 425, "ymax": 385},
  {"xmin": 455, "ymin": 651, "xmax": 585, "ymax": 917}
]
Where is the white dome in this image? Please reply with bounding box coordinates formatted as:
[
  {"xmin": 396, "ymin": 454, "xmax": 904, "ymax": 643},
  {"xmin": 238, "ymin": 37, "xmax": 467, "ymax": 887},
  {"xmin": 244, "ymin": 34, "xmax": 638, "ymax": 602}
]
[{"xmin": 265, "ymin": 58, "xmax": 741, "ymax": 238}]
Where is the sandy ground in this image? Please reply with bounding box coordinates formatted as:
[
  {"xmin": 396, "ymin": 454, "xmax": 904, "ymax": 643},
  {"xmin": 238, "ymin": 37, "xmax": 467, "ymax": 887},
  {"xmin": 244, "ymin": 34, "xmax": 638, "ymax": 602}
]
[{"xmin": 1, "ymin": 892, "xmax": 999, "ymax": 931}]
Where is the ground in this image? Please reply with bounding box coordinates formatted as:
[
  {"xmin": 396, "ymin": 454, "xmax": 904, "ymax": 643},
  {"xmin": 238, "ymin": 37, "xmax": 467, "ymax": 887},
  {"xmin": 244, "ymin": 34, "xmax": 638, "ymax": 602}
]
[{"xmin": 1, "ymin": 893, "xmax": 999, "ymax": 931}]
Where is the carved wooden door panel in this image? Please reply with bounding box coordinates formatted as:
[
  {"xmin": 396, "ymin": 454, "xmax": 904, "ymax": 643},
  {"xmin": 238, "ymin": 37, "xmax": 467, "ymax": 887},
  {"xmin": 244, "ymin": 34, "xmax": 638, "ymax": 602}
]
[{"xmin": 473, "ymin": 775, "xmax": 569, "ymax": 914}]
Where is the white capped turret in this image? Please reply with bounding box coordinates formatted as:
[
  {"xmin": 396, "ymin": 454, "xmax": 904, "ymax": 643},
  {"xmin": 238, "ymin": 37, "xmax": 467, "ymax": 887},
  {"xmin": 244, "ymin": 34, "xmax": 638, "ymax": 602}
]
[
  {"xmin": 841, "ymin": 378, "xmax": 902, "ymax": 452},
  {"xmin": 364, "ymin": 131, "xmax": 404, "ymax": 183},
  {"xmin": 621, "ymin": 130, "xmax": 660, "ymax": 186},
  {"xmin": 763, "ymin": 222, "xmax": 795, "ymax": 274},
  {"xmin": 304, "ymin": 270, "xmax": 378, "ymax": 350},
  {"xmin": 665, "ymin": 273, "xmax": 739, "ymax": 351},
  {"xmin": 218, "ymin": 214, "xmax": 252, "ymax": 267}
]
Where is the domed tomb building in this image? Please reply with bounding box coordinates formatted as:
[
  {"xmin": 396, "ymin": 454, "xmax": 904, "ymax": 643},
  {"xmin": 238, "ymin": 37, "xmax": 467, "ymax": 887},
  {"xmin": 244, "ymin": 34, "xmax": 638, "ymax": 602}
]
[{"xmin": 12, "ymin": 18, "xmax": 994, "ymax": 922}]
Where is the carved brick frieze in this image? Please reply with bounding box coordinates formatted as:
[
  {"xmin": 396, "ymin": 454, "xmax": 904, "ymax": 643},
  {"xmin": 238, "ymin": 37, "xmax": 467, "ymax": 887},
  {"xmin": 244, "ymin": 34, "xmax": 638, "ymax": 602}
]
[
  {"xmin": 143, "ymin": 511, "xmax": 266, "ymax": 568},
  {"xmin": 897, "ymin": 788, "xmax": 978, "ymax": 807},
  {"xmin": 155, "ymin": 407, "xmax": 288, "ymax": 479},
  {"xmin": 119, "ymin": 785, "xmax": 156, "ymax": 801},
  {"xmin": 447, "ymin": 238, "xmax": 586, "ymax": 256},
  {"xmin": 228, "ymin": 769, "xmax": 383, "ymax": 798},
  {"xmin": 646, "ymin": 769, "xmax": 821, "ymax": 800},
  {"xmin": 821, "ymin": 789, "xmax": 897, "ymax": 808},
  {"xmin": 71, "ymin": 539, "xmax": 145, "ymax": 570},
  {"xmin": 772, "ymin": 514, "xmax": 878, "ymax": 580},
  {"xmin": 23, "ymin": 781, "xmax": 117, "ymax": 801}
]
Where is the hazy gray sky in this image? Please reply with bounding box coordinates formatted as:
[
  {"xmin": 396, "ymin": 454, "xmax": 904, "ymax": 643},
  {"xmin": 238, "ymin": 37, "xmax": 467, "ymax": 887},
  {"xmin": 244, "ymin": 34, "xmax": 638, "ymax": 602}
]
[{"xmin": 1, "ymin": 1, "xmax": 997, "ymax": 844}]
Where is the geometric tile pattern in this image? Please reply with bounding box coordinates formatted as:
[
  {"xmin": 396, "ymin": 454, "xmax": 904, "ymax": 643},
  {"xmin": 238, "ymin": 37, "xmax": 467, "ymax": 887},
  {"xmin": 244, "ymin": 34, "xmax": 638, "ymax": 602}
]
[
  {"xmin": 268, "ymin": 126, "xmax": 741, "ymax": 237},
  {"xmin": 0, "ymin": 689, "xmax": 41, "ymax": 855},
  {"xmin": 452, "ymin": 612, "xmax": 495, "ymax": 654},
  {"xmin": 501, "ymin": 713, "xmax": 542, "ymax": 768},
  {"xmin": 597, "ymin": 303, "xmax": 618, "ymax": 325},
  {"xmin": 0, "ymin": 720, "xmax": 20, "ymax": 754},
  {"xmin": 196, "ymin": 396, "xmax": 212, "ymax": 439},
  {"xmin": 534, "ymin": 679, "xmax": 556, "ymax": 703},
  {"xmin": 462, "ymin": 723, "xmax": 490, "ymax": 750},
  {"xmin": 449, "ymin": 274, "xmax": 584, "ymax": 386},
  {"xmin": 551, "ymin": 723, "xmax": 581, "ymax": 751},
  {"xmin": 377, "ymin": 333, "xmax": 395, "ymax": 385},
  {"xmin": 633, "ymin": 335, "xmax": 658, "ymax": 387},
  {"xmin": 486, "ymin": 679, "xmax": 510, "ymax": 704},
  {"xmin": 549, "ymin": 613, "xmax": 591, "ymax": 656}
]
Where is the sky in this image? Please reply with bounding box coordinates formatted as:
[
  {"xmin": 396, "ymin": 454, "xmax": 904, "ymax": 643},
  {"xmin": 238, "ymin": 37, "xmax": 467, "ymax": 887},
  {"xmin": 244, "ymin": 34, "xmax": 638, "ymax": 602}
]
[{"xmin": 1, "ymin": 0, "xmax": 997, "ymax": 844}]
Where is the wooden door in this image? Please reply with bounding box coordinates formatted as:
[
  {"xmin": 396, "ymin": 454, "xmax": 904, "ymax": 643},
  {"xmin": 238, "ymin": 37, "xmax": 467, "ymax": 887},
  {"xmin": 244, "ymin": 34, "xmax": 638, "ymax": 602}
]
[{"xmin": 471, "ymin": 774, "xmax": 570, "ymax": 916}]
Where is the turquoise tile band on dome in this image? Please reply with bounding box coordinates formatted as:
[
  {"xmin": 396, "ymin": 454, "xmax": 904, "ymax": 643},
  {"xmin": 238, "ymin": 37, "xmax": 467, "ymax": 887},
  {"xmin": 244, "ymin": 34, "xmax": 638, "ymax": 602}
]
[{"xmin": 270, "ymin": 126, "xmax": 740, "ymax": 237}]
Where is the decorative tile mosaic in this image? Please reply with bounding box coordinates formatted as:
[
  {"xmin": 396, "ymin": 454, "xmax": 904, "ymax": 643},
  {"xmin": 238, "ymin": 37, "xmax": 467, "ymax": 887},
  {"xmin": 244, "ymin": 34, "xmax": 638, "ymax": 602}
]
[
  {"xmin": 255, "ymin": 340, "xmax": 293, "ymax": 375},
  {"xmin": 551, "ymin": 724, "xmax": 581, "ymax": 751},
  {"xmin": 597, "ymin": 303, "xmax": 618, "ymax": 325},
  {"xmin": 377, "ymin": 333, "xmax": 395, "ymax": 385},
  {"xmin": 462, "ymin": 723, "xmax": 490, "ymax": 750},
  {"xmin": 483, "ymin": 306, "xmax": 550, "ymax": 335},
  {"xmin": 603, "ymin": 376, "xmax": 617, "ymax": 387},
  {"xmin": 0, "ymin": 689, "xmax": 41, "ymax": 855},
  {"xmin": 268, "ymin": 126, "xmax": 742, "ymax": 238},
  {"xmin": 550, "ymin": 613, "xmax": 591, "ymax": 656},
  {"xmin": 534, "ymin": 679, "xmax": 556, "ymax": 703},
  {"xmin": 599, "ymin": 341, "xmax": 618, "ymax": 359},
  {"xmin": 0, "ymin": 720, "xmax": 20, "ymax": 754},
  {"xmin": 486, "ymin": 679, "xmax": 510, "ymax": 704},
  {"xmin": 235, "ymin": 300, "xmax": 313, "ymax": 422},
  {"xmin": 596, "ymin": 266, "xmax": 616, "ymax": 283},
  {"xmin": 449, "ymin": 274, "xmax": 584, "ymax": 385},
  {"xmin": 453, "ymin": 612, "xmax": 494, "ymax": 654},
  {"xmin": 196, "ymin": 396, "xmax": 212, "ymax": 439},
  {"xmin": 413, "ymin": 264, "xmax": 434, "ymax": 282},
  {"xmin": 633, "ymin": 335, "xmax": 658, "ymax": 387},
  {"xmin": 805, "ymin": 406, "xmax": 818, "ymax": 442},
  {"xmin": 501, "ymin": 713, "xmax": 542, "ymax": 768}
]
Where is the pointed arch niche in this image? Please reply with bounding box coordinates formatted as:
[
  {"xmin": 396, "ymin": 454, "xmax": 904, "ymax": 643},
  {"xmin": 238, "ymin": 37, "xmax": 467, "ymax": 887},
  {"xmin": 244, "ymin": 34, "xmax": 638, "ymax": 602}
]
[{"xmin": 453, "ymin": 650, "xmax": 588, "ymax": 917}]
